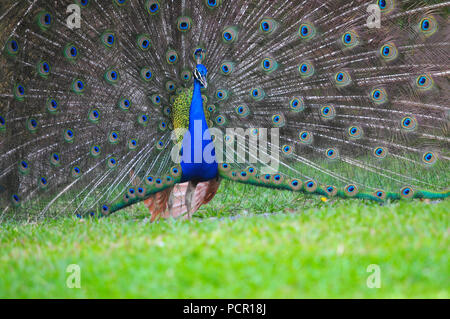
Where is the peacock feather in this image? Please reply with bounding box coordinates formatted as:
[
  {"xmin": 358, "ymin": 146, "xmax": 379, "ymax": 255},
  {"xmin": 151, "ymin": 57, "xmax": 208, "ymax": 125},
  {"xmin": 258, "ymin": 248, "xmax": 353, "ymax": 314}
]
[{"xmin": 0, "ymin": 0, "xmax": 448, "ymax": 222}]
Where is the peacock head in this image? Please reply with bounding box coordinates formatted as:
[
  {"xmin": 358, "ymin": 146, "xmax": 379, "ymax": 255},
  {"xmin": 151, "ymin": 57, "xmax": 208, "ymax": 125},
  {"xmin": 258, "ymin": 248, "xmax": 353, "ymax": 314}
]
[
  {"xmin": 193, "ymin": 48, "xmax": 208, "ymax": 88},
  {"xmin": 194, "ymin": 64, "xmax": 208, "ymax": 88}
]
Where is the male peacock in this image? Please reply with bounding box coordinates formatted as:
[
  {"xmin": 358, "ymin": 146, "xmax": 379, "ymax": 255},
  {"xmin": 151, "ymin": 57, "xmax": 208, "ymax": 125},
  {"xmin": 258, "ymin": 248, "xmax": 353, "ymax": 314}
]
[{"xmin": 0, "ymin": 0, "xmax": 448, "ymax": 222}]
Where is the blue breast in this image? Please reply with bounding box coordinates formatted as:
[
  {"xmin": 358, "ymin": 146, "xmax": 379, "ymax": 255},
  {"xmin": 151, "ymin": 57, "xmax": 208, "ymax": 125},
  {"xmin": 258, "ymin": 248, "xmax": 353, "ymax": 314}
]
[{"xmin": 180, "ymin": 75, "xmax": 218, "ymax": 182}]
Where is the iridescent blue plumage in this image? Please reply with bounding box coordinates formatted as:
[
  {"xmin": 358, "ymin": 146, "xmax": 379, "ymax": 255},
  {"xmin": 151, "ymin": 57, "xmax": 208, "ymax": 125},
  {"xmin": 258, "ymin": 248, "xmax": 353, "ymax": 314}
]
[{"xmin": 180, "ymin": 63, "xmax": 218, "ymax": 183}]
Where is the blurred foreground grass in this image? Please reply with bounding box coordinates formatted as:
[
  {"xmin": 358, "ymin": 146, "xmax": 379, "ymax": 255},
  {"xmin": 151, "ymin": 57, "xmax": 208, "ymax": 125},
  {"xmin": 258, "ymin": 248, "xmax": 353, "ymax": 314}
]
[{"xmin": 0, "ymin": 181, "xmax": 448, "ymax": 298}]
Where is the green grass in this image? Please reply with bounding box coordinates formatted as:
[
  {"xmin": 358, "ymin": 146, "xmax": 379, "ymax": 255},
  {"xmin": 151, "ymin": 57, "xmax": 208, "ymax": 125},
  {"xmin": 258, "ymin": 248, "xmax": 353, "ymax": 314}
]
[{"xmin": 0, "ymin": 181, "xmax": 448, "ymax": 298}]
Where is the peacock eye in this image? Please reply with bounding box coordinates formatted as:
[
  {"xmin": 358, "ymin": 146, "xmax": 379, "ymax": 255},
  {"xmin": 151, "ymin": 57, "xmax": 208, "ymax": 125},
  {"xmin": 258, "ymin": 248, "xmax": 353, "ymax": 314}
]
[
  {"xmin": 216, "ymin": 89, "xmax": 228, "ymax": 101},
  {"xmin": 422, "ymin": 152, "xmax": 437, "ymax": 165},
  {"xmin": 72, "ymin": 79, "xmax": 85, "ymax": 94},
  {"xmin": 419, "ymin": 16, "xmax": 437, "ymax": 36},
  {"xmin": 107, "ymin": 157, "xmax": 118, "ymax": 169},
  {"xmin": 400, "ymin": 186, "xmax": 414, "ymax": 199},
  {"xmin": 298, "ymin": 23, "xmax": 316, "ymax": 40},
  {"xmin": 401, "ymin": 116, "xmax": 417, "ymax": 131},
  {"xmin": 205, "ymin": 0, "xmax": 220, "ymax": 9},
  {"xmin": 373, "ymin": 147, "xmax": 387, "ymax": 159},
  {"xmin": 261, "ymin": 57, "xmax": 278, "ymax": 73},
  {"xmin": 375, "ymin": 190, "xmax": 386, "ymax": 200},
  {"xmin": 118, "ymin": 97, "xmax": 131, "ymax": 111},
  {"xmin": 325, "ymin": 148, "xmax": 339, "ymax": 160},
  {"xmin": 165, "ymin": 81, "xmax": 176, "ymax": 92},
  {"xmin": 18, "ymin": 160, "xmax": 30, "ymax": 174},
  {"xmin": 39, "ymin": 177, "xmax": 49, "ymax": 188},
  {"xmin": 290, "ymin": 97, "xmax": 305, "ymax": 113},
  {"xmin": 344, "ymin": 184, "xmax": 358, "ymax": 197},
  {"xmin": 128, "ymin": 139, "xmax": 138, "ymax": 150},
  {"xmin": 64, "ymin": 44, "xmax": 78, "ymax": 60},
  {"xmin": 51, "ymin": 153, "xmax": 61, "ymax": 166},
  {"xmin": 137, "ymin": 34, "xmax": 151, "ymax": 51},
  {"xmin": 282, "ymin": 145, "xmax": 294, "ymax": 157},
  {"xmin": 101, "ymin": 31, "xmax": 116, "ymax": 48},
  {"xmin": 36, "ymin": 11, "xmax": 52, "ymax": 30},
  {"xmin": 379, "ymin": 42, "xmax": 398, "ymax": 61},
  {"xmin": 347, "ymin": 125, "xmax": 363, "ymax": 139},
  {"xmin": 260, "ymin": 18, "xmax": 277, "ymax": 35},
  {"xmin": 38, "ymin": 62, "xmax": 50, "ymax": 77},
  {"xmin": 181, "ymin": 69, "xmax": 192, "ymax": 82},
  {"xmin": 272, "ymin": 113, "xmax": 285, "ymax": 128},
  {"xmin": 220, "ymin": 61, "xmax": 234, "ymax": 75},
  {"xmin": 334, "ymin": 70, "xmax": 351, "ymax": 87},
  {"xmin": 320, "ymin": 105, "xmax": 336, "ymax": 120},
  {"xmin": 250, "ymin": 87, "xmax": 265, "ymax": 101},
  {"xmin": 104, "ymin": 68, "xmax": 120, "ymax": 84},
  {"xmin": 5, "ymin": 38, "xmax": 19, "ymax": 55},
  {"xmin": 298, "ymin": 61, "xmax": 314, "ymax": 78},
  {"xmin": 12, "ymin": 194, "xmax": 20, "ymax": 204},
  {"xmin": 72, "ymin": 166, "xmax": 82, "ymax": 178},
  {"xmin": 370, "ymin": 88, "xmax": 387, "ymax": 104},
  {"xmin": 146, "ymin": 0, "xmax": 160, "ymax": 15},
  {"xmin": 150, "ymin": 94, "xmax": 161, "ymax": 105},
  {"xmin": 140, "ymin": 67, "xmax": 153, "ymax": 82},
  {"xmin": 377, "ymin": 0, "xmax": 394, "ymax": 13},
  {"xmin": 215, "ymin": 115, "xmax": 227, "ymax": 126},
  {"xmin": 177, "ymin": 16, "xmax": 192, "ymax": 32},
  {"xmin": 222, "ymin": 26, "xmax": 239, "ymax": 43},
  {"xmin": 46, "ymin": 98, "xmax": 59, "ymax": 113},
  {"xmin": 156, "ymin": 140, "xmax": 165, "ymax": 150},
  {"xmin": 416, "ymin": 74, "xmax": 433, "ymax": 90},
  {"xmin": 64, "ymin": 128, "xmax": 75, "ymax": 143},
  {"xmin": 90, "ymin": 145, "xmax": 101, "ymax": 157},
  {"xmin": 305, "ymin": 180, "xmax": 317, "ymax": 192},
  {"xmin": 78, "ymin": 0, "xmax": 89, "ymax": 7},
  {"xmin": 14, "ymin": 83, "xmax": 26, "ymax": 101},
  {"xmin": 299, "ymin": 131, "xmax": 313, "ymax": 144},
  {"xmin": 341, "ymin": 31, "xmax": 359, "ymax": 48},
  {"xmin": 138, "ymin": 114, "xmax": 149, "ymax": 126},
  {"xmin": 166, "ymin": 49, "xmax": 179, "ymax": 64},
  {"xmin": 114, "ymin": 0, "xmax": 127, "ymax": 6},
  {"xmin": 234, "ymin": 105, "xmax": 249, "ymax": 118}
]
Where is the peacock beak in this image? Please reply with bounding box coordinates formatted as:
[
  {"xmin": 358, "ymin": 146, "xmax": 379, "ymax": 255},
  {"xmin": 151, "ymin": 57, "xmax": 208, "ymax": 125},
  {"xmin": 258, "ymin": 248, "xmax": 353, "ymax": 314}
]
[{"xmin": 199, "ymin": 74, "xmax": 207, "ymax": 88}]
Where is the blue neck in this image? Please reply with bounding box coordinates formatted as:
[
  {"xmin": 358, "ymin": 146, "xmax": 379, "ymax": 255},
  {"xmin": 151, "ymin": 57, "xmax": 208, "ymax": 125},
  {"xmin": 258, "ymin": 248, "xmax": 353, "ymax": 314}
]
[{"xmin": 179, "ymin": 78, "xmax": 218, "ymax": 182}]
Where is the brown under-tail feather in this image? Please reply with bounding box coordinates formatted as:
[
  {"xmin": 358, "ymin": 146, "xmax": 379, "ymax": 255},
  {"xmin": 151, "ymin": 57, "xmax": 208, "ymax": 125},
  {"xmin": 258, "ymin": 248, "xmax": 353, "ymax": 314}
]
[
  {"xmin": 144, "ymin": 178, "xmax": 221, "ymax": 222},
  {"xmin": 190, "ymin": 178, "xmax": 221, "ymax": 214},
  {"xmin": 147, "ymin": 187, "xmax": 173, "ymax": 222}
]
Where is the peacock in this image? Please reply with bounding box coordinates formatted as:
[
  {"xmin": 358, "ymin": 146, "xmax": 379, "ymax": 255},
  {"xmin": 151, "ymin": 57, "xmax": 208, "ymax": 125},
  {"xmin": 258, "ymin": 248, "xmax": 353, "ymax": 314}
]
[{"xmin": 0, "ymin": 0, "xmax": 448, "ymax": 222}]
